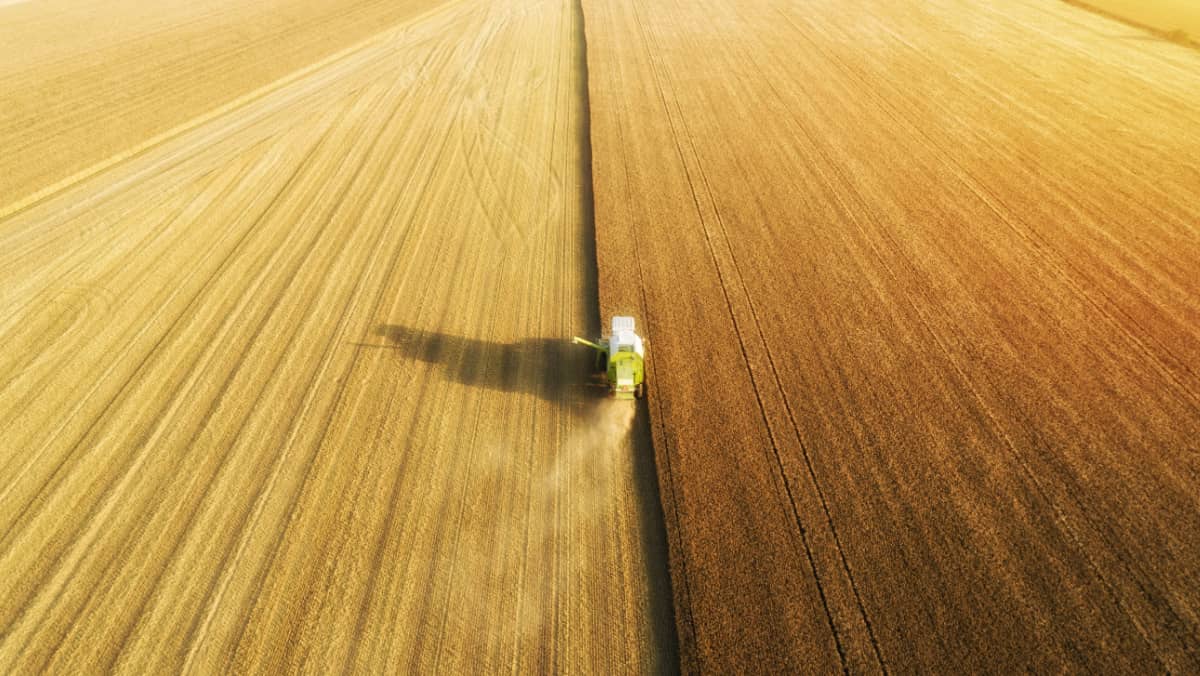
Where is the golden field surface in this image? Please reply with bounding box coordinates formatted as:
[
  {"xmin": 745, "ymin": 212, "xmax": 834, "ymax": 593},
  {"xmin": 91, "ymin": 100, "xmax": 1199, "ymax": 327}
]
[
  {"xmin": 0, "ymin": 0, "xmax": 674, "ymax": 672},
  {"xmin": 5, "ymin": 0, "xmax": 1200, "ymax": 671},
  {"xmin": 584, "ymin": 0, "xmax": 1200, "ymax": 671}
]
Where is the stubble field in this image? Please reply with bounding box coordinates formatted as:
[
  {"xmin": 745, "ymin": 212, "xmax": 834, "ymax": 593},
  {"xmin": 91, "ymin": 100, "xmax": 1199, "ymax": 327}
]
[{"xmin": 0, "ymin": 0, "xmax": 674, "ymax": 672}]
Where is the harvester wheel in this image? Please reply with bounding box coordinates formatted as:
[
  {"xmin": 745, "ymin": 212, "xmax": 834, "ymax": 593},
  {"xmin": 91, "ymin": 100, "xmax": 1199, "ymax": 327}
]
[
  {"xmin": 597, "ymin": 353, "xmax": 608, "ymax": 372},
  {"xmin": 635, "ymin": 382, "xmax": 645, "ymax": 399}
]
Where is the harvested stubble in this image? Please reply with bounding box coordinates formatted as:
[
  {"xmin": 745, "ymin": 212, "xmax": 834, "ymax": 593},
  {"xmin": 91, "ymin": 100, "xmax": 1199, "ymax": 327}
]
[{"xmin": 0, "ymin": 0, "xmax": 675, "ymax": 672}]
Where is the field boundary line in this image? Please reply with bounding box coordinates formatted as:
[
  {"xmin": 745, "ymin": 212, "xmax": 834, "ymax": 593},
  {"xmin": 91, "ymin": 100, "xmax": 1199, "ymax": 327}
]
[{"xmin": 0, "ymin": 0, "xmax": 468, "ymax": 224}]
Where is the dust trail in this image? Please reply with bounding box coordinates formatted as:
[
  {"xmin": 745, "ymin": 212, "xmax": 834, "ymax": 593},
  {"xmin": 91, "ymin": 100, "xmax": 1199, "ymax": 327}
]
[
  {"xmin": 544, "ymin": 397, "xmax": 636, "ymax": 493},
  {"xmin": 442, "ymin": 398, "xmax": 641, "ymax": 668}
]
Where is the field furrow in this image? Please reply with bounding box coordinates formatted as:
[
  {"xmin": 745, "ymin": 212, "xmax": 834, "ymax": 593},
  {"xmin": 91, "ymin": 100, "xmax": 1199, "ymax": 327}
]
[{"xmin": 582, "ymin": 0, "xmax": 1200, "ymax": 671}]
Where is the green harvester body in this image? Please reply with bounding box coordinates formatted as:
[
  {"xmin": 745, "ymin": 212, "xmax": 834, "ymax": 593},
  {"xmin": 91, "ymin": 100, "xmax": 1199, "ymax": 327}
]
[{"xmin": 572, "ymin": 316, "xmax": 646, "ymax": 400}]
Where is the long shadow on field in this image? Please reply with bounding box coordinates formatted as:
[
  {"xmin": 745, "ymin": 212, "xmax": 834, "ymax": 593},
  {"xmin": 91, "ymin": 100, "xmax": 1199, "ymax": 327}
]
[{"xmin": 374, "ymin": 324, "xmax": 608, "ymax": 406}]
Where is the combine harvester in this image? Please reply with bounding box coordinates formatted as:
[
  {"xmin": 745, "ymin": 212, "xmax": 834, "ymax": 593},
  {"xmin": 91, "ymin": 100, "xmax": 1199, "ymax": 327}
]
[{"xmin": 573, "ymin": 316, "xmax": 646, "ymax": 399}]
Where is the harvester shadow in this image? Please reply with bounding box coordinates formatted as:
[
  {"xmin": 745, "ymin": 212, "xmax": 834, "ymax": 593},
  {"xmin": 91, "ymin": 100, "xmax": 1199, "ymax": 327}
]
[
  {"xmin": 374, "ymin": 324, "xmax": 607, "ymax": 408},
  {"xmin": 628, "ymin": 397, "xmax": 681, "ymax": 671}
]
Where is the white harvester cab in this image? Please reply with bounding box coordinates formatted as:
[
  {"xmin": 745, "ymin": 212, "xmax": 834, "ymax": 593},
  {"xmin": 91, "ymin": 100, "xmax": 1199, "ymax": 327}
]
[
  {"xmin": 606, "ymin": 316, "xmax": 645, "ymax": 398},
  {"xmin": 609, "ymin": 316, "xmax": 644, "ymax": 358}
]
